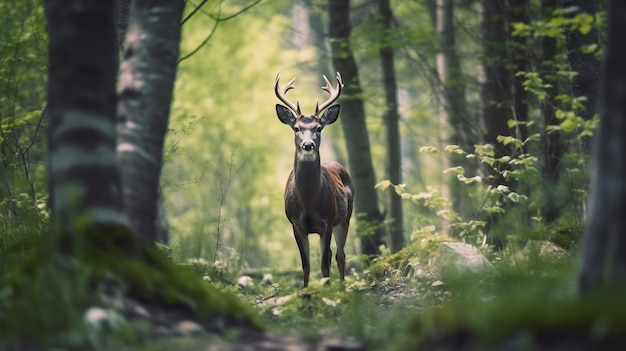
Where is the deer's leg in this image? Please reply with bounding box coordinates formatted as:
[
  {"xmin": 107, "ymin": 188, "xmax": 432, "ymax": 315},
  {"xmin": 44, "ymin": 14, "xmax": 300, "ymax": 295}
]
[
  {"xmin": 293, "ymin": 226, "xmax": 310, "ymax": 287},
  {"xmin": 333, "ymin": 223, "xmax": 348, "ymax": 282},
  {"xmin": 320, "ymin": 226, "xmax": 333, "ymax": 278}
]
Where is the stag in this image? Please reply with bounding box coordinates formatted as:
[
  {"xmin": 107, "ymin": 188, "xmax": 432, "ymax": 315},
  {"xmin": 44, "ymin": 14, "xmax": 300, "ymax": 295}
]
[{"xmin": 274, "ymin": 72, "xmax": 354, "ymax": 287}]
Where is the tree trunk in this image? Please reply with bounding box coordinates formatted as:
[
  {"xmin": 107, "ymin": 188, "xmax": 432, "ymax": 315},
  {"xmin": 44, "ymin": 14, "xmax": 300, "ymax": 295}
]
[
  {"xmin": 45, "ymin": 0, "xmax": 129, "ymax": 232},
  {"xmin": 328, "ymin": 0, "xmax": 386, "ymax": 256},
  {"xmin": 559, "ymin": 0, "xmax": 600, "ymax": 156},
  {"xmin": 539, "ymin": 0, "xmax": 566, "ymax": 224},
  {"xmin": 509, "ymin": 0, "xmax": 529, "ymax": 149},
  {"xmin": 379, "ymin": 0, "xmax": 404, "ymax": 252},
  {"xmin": 116, "ymin": 0, "xmax": 184, "ymax": 245},
  {"xmin": 578, "ymin": 0, "xmax": 626, "ymax": 293},
  {"xmin": 481, "ymin": 0, "xmax": 513, "ymax": 175},
  {"xmin": 435, "ymin": 0, "xmax": 475, "ymax": 232},
  {"xmin": 116, "ymin": 0, "xmax": 131, "ymax": 52}
]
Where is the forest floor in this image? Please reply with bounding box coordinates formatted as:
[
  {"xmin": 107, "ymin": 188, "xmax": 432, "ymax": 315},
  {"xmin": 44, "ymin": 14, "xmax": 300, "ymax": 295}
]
[
  {"xmin": 109, "ymin": 240, "xmax": 626, "ymax": 351},
  {"xmin": 115, "ymin": 278, "xmax": 418, "ymax": 351}
]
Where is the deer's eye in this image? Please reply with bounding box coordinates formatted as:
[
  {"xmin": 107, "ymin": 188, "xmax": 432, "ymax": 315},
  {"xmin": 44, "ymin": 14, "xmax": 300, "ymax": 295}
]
[
  {"xmin": 316, "ymin": 126, "xmax": 322, "ymax": 133},
  {"xmin": 293, "ymin": 127, "xmax": 300, "ymax": 133}
]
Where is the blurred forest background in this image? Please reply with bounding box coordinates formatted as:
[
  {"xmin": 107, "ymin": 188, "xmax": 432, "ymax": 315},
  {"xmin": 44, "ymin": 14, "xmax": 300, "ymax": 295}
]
[{"xmin": 0, "ymin": 0, "xmax": 605, "ymax": 273}]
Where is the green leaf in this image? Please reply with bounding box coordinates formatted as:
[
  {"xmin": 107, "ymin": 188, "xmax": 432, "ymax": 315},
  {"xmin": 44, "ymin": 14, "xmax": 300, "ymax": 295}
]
[
  {"xmin": 419, "ymin": 146, "xmax": 440, "ymax": 155},
  {"xmin": 444, "ymin": 166, "xmax": 465, "ymax": 175},
  {"xmin": 444, "ymin": 145, "xmax": 466, "ymax": 155},
  {"xmin": 375, "ymin": 180, "xmax": 392, "ymax": 191},
  {"xmin": 482, "ymin": 157, "xmax": 496, "ymax": 167},
  {"xmin": 482, "ymin": 206, "xmax": 505, "ymax": 215},
  {"xmin": 560, "ymin": 117, "xmax": 578, "ymax": 132},
  {"xmin": 507, "ymin": 192, "xmax": 528, "ymax": 203},
  {"xmin": 493, "ymin": 185, "xmax": 510, "ymax": 194},
  {"xmin": 474, "ymin": 144, "xmax": 495, "ymax": 157}
]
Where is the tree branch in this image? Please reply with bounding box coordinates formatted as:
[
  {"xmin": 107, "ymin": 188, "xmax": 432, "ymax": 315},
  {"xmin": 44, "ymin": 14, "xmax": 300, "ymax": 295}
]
[{"xmin": 178, "ymin": 0, "xmax": 262, "ymax": 64}]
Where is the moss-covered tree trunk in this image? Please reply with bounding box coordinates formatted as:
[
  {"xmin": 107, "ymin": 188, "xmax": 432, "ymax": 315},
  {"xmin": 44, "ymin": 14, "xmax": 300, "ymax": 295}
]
[
  {"xmin": 45, "ymin": 0, "xmax": 130, "ymax": 233},
  {"xmin": 117, "ymin": 0, "xmax": 184, "ymax": 245},
  {"xmin": 328, "ymin": 0, "xmax": 386, "ymax": 256},
  {"xmin": 577, "ymin": 0, "xmax": 626, "ymax": 293}
]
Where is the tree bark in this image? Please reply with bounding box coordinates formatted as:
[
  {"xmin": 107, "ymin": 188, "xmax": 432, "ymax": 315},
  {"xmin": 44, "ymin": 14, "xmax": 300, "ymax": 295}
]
[
  {"xmin": 509, "ymin": 0, "xmax": 529, "ymax": 149},
  {"xmin": 559, "ymin": 0, "xmax": 600, "ymax": 156},
  {"xmin": 578, "ymin": 0, "xmax": 626, "ymax": 293},
  {"xmin": 379, "ymin": 0, "xmax": 404, "ymax": 252},
  {"xmin": 116, "ymin": 0, "xmax": 184, "ymax": 245},
  {"xmin": 116, "ymin": 0, "xmax": 131, "ymax": 52},
  {"xmin": 435, "ymin": 0, "xmax": 476, "ymax": 231},
  {"xmin": 481, "ymin": 0, "xmax": 513, "ymax": 172},
  {"xmin": 45, "ymin": 0, "xmax": 129, "ymax": 231},
  {"xmin": 539, "ymin": 0, "xmax": 566, "ymax": 224},
  {"xmin": 328, "ymin": 0, "xmax": 386, "ymax": 256}
]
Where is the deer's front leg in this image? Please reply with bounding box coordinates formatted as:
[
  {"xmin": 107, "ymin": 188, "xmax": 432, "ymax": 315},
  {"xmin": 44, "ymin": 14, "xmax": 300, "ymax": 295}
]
[
  {"xmin": 320, "ymin": 225, "xmax": 333, "ymax": 279},
  {"xmin": 293, "ymin": 225, "xmax": 310, "ymax": 287}
]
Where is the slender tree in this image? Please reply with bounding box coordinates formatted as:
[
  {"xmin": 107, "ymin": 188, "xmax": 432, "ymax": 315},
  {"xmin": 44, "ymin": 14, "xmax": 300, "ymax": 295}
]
[
  {"xmin": 433, "ymin": 0, "xmax": 476, "ymax": 231},
  {"xmin": 578, "ymin": 0, "xmax": 626, "ymax": 293},
  {"xmin": 116, "ymin": 0, "xmax": 184, "ymax": 244},
  {"xmin": 539, "ymin": 0, "xmax": 567, "ymax": 224},
  {"xmin": 559, "ymin": 0, "xmax": 600, "ymax": 156},
  {"xmin": 481, "ymin": 0, "xmax": 513, "ymax": 178},
  {"xmin": 328, "ymin": 0, "xmax": 386, "ymax": 256},
  {"xmin": 379, "ymin": 0, "xmax": 404, "ymax": 252},
  {"xmin": 509, "ymin": 0, "xmax": 529, "ymax": 148}
]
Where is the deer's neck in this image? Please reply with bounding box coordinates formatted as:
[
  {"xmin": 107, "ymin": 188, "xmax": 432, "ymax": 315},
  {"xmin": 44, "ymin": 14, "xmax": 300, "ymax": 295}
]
[{"xmin": 294, "ymin": 156, "xmax": 321, "ymax": 207}]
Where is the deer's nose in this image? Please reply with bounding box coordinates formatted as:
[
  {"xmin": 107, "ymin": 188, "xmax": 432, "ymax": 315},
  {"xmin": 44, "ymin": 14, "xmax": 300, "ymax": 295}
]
[{"xmin": 302, "ymin": 141, "xmax": 316, "ymax": 151}]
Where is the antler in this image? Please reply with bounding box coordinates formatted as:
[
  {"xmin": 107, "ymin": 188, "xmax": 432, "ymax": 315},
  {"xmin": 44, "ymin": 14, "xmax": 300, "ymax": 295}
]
[
  {"xmin": 314, "ymin": 72, "xmax": 344, "ymax": 117},
  {"xmin": 274, "ymin": 72, "xmax": 301, "ymax": 117}
]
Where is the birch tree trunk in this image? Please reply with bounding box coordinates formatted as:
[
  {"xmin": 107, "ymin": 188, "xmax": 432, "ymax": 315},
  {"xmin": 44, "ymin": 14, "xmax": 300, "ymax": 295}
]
[
  {"xmin": 577, "ymin": 0, "xmax": 626, "ymax": 293},
  {"xmin": 328, "ymin": 0, "xmax": 386, "ymax": 256},
  {"xmin": 45, "ymin": 0, "xmax": 130, "ymax": 234},
  {"xmin": 116, "ymin": 0, "xmax": 184, "ymax": 245}
]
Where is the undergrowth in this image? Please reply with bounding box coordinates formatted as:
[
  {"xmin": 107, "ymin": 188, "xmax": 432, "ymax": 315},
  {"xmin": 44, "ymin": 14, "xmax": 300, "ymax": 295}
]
[{"xmin": 0, "ymin": 225, "xmax": 263, "ymax": 350}]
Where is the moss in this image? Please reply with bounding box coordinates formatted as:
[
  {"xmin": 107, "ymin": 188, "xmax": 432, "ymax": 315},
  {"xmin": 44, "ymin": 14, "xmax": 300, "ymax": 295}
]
[
  {"xmin": 0, "ymin": 224, "xmax": 263, "ymax": 349},
  {"xmin": 368, "ymin": 236, "xmax": 449, "ymax": 281},
  {"xmin": 525, "ymin": 223, "xmax": 583, "ymax": 249},
  {"xmin": 398, "ymin": 285, "xmax": 626, "ymax": 350}
]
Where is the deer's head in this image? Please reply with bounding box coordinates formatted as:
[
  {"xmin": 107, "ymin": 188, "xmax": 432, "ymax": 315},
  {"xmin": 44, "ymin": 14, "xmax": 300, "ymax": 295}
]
[{"xmin": 274, "ymin": 72, "xmax": 343, "ymax": 160}]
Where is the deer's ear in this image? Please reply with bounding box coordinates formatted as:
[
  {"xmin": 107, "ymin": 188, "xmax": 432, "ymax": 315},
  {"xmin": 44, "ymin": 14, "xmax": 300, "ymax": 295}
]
[
  {"xmin": 276, "ymin": 104, "xmax": 296, "ymax": 126},
  {"xmin": 319, "ymin": 105, "xmax": 340, "ymax": 127}
]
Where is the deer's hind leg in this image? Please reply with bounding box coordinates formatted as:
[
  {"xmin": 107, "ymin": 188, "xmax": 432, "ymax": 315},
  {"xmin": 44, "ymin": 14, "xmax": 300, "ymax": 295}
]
[{"xmin": 333, "ymin": 222, "xmax": 349, "ymax": 282}]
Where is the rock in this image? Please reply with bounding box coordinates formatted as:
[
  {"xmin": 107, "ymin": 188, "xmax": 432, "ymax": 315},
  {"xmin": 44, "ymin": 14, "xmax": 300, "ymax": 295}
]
[
  {"xmin": 237, "ymin": 275, "xmax": 254, "ymax": 287},
  {"xmin": 84, "ymin": 307, "xmax": 109, "ymax": 327},
  {"xmin": 523, "ymin": 240, "xmax": 564, "ymax": 255},
  {"xmin": 173, "ymin": 320, "xmax": 204, "ymax": 337},
  {"xmin": 429, "ymin": 242, "xmax": 496, "ymax": 281},
  {"xmin": 262, "ymin": 273, "xmax": 274, "ymax": 285}
]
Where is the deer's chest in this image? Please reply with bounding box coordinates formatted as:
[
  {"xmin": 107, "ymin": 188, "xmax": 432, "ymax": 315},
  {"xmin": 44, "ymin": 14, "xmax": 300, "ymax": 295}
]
[{"xmin": 284, "ymin": 190, "xmax": 335, "ymax": 234}]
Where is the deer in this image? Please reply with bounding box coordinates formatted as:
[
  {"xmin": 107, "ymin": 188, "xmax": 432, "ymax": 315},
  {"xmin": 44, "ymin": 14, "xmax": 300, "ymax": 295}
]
[{"xmin": 274, "ymin": 72, "xmax": 354, "ymax": 288}]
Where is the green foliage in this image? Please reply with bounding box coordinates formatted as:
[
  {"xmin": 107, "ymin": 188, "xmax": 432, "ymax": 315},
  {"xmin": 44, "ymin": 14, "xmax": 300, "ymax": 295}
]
[
  {"xmin": 0, "ymin": 0, "xmax": 49, "ymax": 256},
  {"xmin": 0, "ymin": 225, "xmax": 263, "ymax": 349},
  {"xmin": 399, "ymin": 275, "xmax": 626, "ymax": 350}
]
